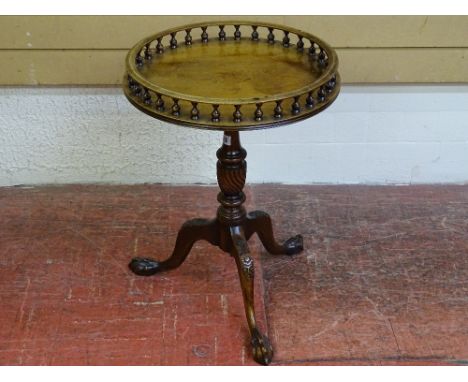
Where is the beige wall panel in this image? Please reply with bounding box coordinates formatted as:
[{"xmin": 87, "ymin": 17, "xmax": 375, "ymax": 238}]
[
  {"xmin": 0, "ymin": 50, "xmax": 127, "ymax": 85},
  {"xmin": 0, "ymin": 16, "xmax": 284, "ymax": 50},
  {"xmin": 338, "ymin": 48, "xmax": 468, "ymax": 83},
  {"xmin": 1, "ymin": 16, "xmax": 467, "ymax": 50},
  {"xmin": 284, "ymin": 16, "xmax": 468, "ymax": 48},
  {"xmin": 1, "ymin": 49, "xmax": 467, "ymax": 85}
]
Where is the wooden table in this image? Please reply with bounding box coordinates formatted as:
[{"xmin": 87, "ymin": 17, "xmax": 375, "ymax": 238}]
[{"xmin": 123, "ymin": 21, "xmax": 340, "ymax": 365}]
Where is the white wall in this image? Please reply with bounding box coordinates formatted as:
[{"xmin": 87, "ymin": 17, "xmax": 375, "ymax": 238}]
[{"xmin": 0, "ymin": 85, "xmax": 467, "ymax": 186}]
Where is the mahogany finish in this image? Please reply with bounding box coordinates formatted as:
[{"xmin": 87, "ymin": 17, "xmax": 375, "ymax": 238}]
[{"xmin": 129, "ymin": 132, "xmax": 303, "ymax": 365}]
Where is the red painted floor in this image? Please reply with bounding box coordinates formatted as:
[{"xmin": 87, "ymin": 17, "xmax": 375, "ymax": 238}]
[{"xmin": 0, "ymin": 184, "xmax": 467, "ymax": 365}]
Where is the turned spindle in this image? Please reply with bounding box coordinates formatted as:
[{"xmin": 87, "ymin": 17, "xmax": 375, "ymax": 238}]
[
  {"xmin": 211, "ymin": 104, "xmax": 221, "ymax": 122},
  {"xmin": 305, "ymin": 92, "xmax": 314, "ymax": 108},
  {"xmin": 155, "ymin": 93, "xmax": 165, "ymax": 111},
  {"xmin": 144, "ymin": 43, "xmax": 152, "ymax": 60},
  {"xmin": 274, "ymin": 100, "xmax": 283, "ymax": 118},
  {"xmin": 170, "ymin": 33, "xmax": 178, "ymax": 49},
  {"xmin": 135, "ymin": 54, "xmax": 143, "ymax": 67},
  {"xmin": 291, "ymin": 96, "xmax": 300, "ymax": 115},
  {"xmin": 267, "ymin": 28, "xmax": 275, "ymax": 44},
  {"xmin": 156, "ymin": 38, "xmax": 164, "ymax": 54},
  {"xmin": 282, "ymin": 31, "xmax": 290, "ymax": 47},
  {"xmin": 233, "ymin": 105, "xmax": 242, "ymax": 122},
  {"xmin": 308, "ymin": 41, "xmax": 316, "ymax": 57},
  {"xmin": 171, "ymin": 98, "xmax": 180, "ymax": 116},
  {"xmin": 132, "ymin": 84, "xmax": 142, "ymax": 96},
  {"xmin": 185, "ymin": 29, "xmax": 192, "ymax": 45},
  {"xmin": 254, "ymin": 103, "xmax": 263, "ymax": 121},
  {"xmin": 251, "ymin": 26, "xmax": 259, "ymax": 41},
  {"xmin": 143, "ymin": 88, "xmax": 152, "ymax": 105},
  {"xmin": 318, "ymin": 48, "xmax": 327, "ymax": 66},
  {"xmin": 219, "ymin": 25, "xmax": 226, "ymax": 41},
  {"xmin": 317, "ymin": 86, "xmax": 326, "ymax": 103},
  {"xmin": 128, "ymin": 76, "xmax": 136, "ymax": 91},
  {"xmin": 201, "ymin": 26, "xmax": 209, "ymax": 43},
  {"xmin": 297, "ymin": 36, "xmax": 304, "ymax": 51},
  {"xmin": 191, "ymin": 102, "xmax": 200, "ymax": 120},
  {"xmin": 326, "ymin": 75, "xmax": 337, "ymax": 93},
  {"xmin": 234, "ymin": 25, "xmax": 241, "ymax": 40}
]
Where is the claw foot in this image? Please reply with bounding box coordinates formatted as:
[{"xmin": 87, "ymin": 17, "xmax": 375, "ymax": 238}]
[
  {"xmin": 284, "ymin": 234, "xmax": 304, "ymax": 255},
  {"xmin": 251, "ymin": 328, "xmax": 273, "ymax": 365},
  {"xmin": 129, "ymin": 257, "xmax": 162, "ymax": 276}
]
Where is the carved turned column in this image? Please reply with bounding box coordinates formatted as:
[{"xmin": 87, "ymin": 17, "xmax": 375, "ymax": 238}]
[
  {"xmin": 216, "ymin": 131, "xmax": 247, "ymax": 250},
  {"xmin": 216, "ymin": 131, "xmax": 247, "ymax": 224}
]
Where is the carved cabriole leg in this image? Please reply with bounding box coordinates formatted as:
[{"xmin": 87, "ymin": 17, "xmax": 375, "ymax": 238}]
[
  {"xmin": 217, "ymin": 132, "xmax": 273, "ymax": 365},
  {"xmin": 230, "ymin": 226, "xmax": 273, "ymax": 365},
  {"xmin": 245, "ymin": 210, "xmax": 304, "ymax": 255},
  {"xmin": 129, "ymin": 218, "xmax": 219, "ymax": 276}
]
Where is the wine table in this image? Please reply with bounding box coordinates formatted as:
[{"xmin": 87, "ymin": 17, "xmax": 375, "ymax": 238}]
[{"xmin": 123, "ymin": 21, "xmax": 340, "ymax": 365}]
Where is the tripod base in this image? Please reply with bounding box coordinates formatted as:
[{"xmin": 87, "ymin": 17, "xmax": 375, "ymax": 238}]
[
  {"xmin": 129, "ymin": 131, "xmax": 303, "ymax": 365},
  {"xmin": 129, "ymin": 210, "xmax": 303, "ymax": 365}
]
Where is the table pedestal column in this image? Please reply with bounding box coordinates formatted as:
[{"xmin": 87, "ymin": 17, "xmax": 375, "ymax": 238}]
[{"xmin": 129, "ymin": 131, "xmax": 303, "ymax": 365}]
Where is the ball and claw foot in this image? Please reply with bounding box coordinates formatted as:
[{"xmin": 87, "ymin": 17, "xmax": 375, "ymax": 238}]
[
  {"xmin": 284, "ymin": 234, "xmax": 304, "ymax": 255},
  {"xmin": 129, "ymin": 257, "xmax": 162, "ymax": 276},
  {"xmin": 251, "ymin": 328, "xmax": 274, "ymax": 365}
]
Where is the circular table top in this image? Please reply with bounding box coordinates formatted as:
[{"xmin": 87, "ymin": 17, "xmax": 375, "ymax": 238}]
[{"xmin": 123, "ymin": 21, "xmax": 340, "ymax": 131}]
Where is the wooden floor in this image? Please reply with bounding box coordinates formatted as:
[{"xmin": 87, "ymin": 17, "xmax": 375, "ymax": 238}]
[{"xmin": 0, "ymin": 184, "xmax": 467, "ymax": 365}]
